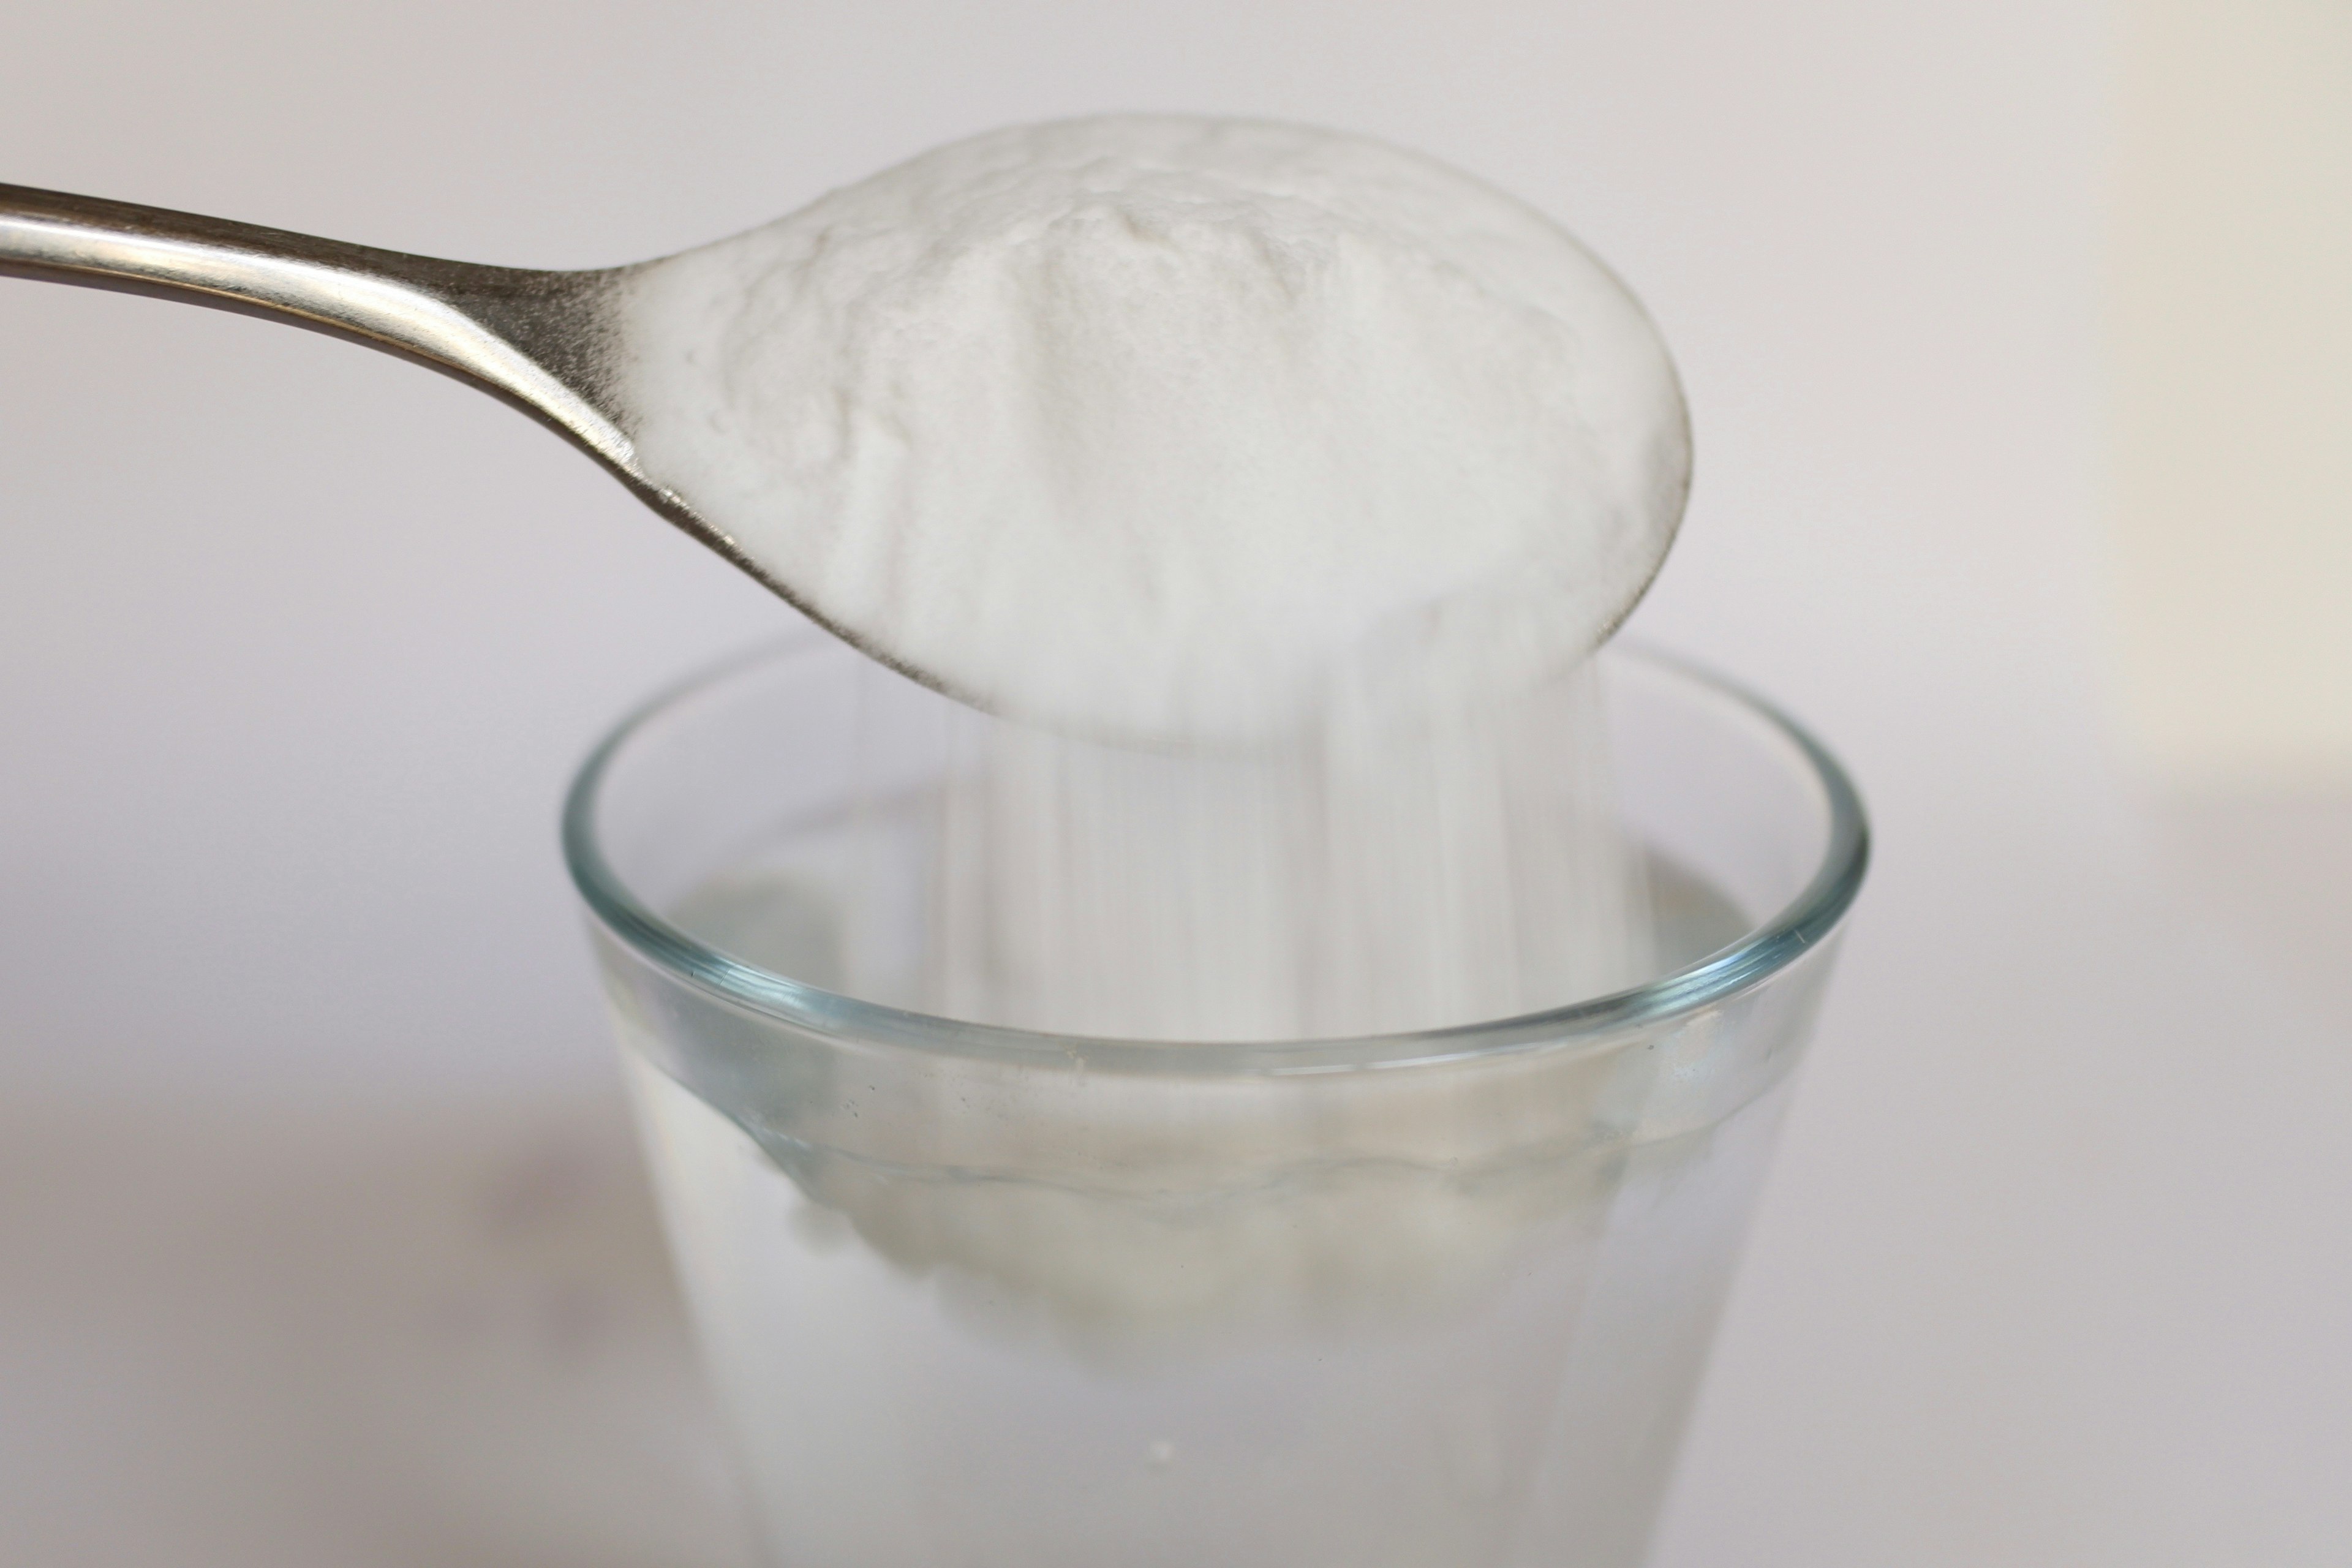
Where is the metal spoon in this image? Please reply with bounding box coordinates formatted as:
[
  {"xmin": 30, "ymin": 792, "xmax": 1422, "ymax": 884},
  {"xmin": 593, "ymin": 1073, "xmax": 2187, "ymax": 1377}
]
[{"xmin": 0, "ymin": 183, "xmax": 897, "ymax": 675}]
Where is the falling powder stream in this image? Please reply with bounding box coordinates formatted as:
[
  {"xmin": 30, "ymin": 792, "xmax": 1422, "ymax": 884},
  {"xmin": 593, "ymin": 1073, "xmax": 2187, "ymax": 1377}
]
[{"xmin": 924, "ymin": 661, "xmax": 1652, "ymax": 1042}]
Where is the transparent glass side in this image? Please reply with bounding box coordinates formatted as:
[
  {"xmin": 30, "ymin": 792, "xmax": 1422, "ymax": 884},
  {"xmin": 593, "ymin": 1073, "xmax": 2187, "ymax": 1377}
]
[{"xmin": 567, "ymin": 643, "xmax": 1864, "ymax": 1568}]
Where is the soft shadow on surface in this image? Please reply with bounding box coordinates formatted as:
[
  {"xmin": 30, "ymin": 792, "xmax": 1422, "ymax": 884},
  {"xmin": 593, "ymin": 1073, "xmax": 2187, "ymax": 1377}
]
[
  {"xmin": 2148, "ymin": 788, "xmax": 2352, "ymax": 1023},
  {"xmin": 0, "ymin": 1087, "xmax": 757, "ymax": 1568}
]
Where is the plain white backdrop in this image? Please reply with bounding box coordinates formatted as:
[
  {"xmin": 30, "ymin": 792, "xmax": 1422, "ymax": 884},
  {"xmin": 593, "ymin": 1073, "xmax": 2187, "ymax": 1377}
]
[{"xmin": 4, "ymin": 2, "xmax": 2347, "ymax": 1564}]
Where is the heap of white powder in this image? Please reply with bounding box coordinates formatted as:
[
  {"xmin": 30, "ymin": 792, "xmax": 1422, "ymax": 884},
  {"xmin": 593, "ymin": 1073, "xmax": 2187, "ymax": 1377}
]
[{"xmin": 622, "ymin": 115, "xmax": 1689, "ymax": 742}]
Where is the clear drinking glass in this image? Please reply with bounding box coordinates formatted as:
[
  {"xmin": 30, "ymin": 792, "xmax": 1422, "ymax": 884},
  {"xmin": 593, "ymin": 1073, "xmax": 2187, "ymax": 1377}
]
[{"xmin": 564, "ymin": 636, "xmax": 1866, "ymax": 1568}]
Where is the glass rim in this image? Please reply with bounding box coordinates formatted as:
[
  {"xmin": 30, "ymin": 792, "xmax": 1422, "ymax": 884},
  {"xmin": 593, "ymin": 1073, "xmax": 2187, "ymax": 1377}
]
[{"xmin": 562, "ymin": 639, "xmax": 1869, "ymax": 1076}]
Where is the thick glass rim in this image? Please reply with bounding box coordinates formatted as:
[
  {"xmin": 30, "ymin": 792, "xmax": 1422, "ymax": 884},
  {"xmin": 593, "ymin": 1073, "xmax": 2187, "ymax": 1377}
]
[{"xmin": 563, "ymin": 641, "xmax": 1869, "ymax": 1076}]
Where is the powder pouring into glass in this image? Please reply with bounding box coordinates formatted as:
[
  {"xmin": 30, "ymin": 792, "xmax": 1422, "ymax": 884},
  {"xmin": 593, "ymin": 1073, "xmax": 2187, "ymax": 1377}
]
[{"xmin": 568, "ymin": 115, "xmax": 1864, "ymax": 1568}]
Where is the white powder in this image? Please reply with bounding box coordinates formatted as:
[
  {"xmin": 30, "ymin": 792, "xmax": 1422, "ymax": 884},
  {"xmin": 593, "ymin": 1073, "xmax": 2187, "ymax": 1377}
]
[
  {"xmin": 621, "ymin": 113, "xmax": 1687, "ymax": 1048},
  {"xmin": 614, "ymin": 121, "xmax": 1716, "ymax": 1551},
  {"xmin": 620, "ymin": 115, "xmax": 1689, "ymax": 742},
  {"xmin": 926, "ymin": 659, "xmax": 1653, "ymax": 1040},
  {"xmin": 606, "ymin": 116, "xmax": 1725, "ymax": 1450}
]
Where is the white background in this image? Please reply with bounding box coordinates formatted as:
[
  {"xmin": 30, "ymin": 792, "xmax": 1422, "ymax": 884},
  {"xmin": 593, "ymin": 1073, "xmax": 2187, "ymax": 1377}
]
[{"xmin": 4, "ymin": 2, "xmax": 2348, "ymax": 1564}]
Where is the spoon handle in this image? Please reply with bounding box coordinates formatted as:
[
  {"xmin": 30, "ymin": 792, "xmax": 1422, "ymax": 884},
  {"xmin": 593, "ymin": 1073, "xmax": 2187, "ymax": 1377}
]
[{"xmin": 0, "ymin": 183, "xmax": 639, "ymax": 474}]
